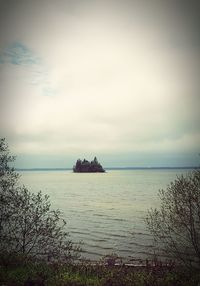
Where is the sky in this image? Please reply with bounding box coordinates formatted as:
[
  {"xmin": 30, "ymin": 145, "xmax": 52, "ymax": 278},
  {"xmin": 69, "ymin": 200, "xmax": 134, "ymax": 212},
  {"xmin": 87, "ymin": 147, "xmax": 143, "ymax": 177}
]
[{"xmin": 0, "ymin": 0, "xmax": 200, "ymax": 168}]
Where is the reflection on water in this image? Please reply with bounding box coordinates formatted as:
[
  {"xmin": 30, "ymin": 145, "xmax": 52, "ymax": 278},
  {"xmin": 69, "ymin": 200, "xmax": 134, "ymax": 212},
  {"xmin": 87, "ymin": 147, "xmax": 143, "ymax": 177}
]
[{"xmin": 20, "ymin": 169, "xmax": 188, "ymax": 261}]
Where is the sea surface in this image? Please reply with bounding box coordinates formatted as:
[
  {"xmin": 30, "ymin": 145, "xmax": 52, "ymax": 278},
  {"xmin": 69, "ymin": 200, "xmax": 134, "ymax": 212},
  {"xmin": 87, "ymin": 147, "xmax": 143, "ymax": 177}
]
[{"xmin": 19, "ymin": 169, "xmax": 190, "ymax": 262}]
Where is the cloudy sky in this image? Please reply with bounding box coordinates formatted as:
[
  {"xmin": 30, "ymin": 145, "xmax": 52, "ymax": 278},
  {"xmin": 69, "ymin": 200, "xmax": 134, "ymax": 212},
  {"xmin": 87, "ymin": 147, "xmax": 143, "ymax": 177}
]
[{"xmin": 0, "ymin": 0, "xmax": 200, "ymax": 168}]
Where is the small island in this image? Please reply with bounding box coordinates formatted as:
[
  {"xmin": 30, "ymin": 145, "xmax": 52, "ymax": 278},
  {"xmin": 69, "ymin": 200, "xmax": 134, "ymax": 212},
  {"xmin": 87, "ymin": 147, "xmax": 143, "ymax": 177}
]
[{"xmin": 73, "ymin": 157, "xmax": 105, "ymax": 173}]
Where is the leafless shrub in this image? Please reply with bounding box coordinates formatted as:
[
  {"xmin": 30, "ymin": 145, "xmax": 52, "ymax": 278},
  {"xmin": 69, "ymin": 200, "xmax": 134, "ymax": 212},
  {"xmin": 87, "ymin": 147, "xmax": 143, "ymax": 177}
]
[{"xmin": 146, "ymin": 169, "xmax": 200, "ymax": 270}]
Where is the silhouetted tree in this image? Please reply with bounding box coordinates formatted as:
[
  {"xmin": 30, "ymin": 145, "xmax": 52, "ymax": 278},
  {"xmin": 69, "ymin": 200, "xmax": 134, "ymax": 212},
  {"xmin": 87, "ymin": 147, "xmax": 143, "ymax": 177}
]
[
  {"xmin": 73, "ymin": 157, "xmax": 105, "ymax": 172},
  {"xmin": 0, "ymin": 138, "xmax": 80, "ymax": 263},
  {"xmin": 73, "ymin": 159, "xmax": 82, "ymax": 172},
  {"xmin": 0, "ymin": 138, "xmax": 19, "ymax": 240},
  {"xmin": 146, "ymin": 170, "xmax": 200, "ymax": 270}
]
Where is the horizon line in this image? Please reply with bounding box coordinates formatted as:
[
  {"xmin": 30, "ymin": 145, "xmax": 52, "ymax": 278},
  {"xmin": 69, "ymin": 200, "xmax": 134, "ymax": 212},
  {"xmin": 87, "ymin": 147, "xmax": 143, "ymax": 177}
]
[{"xmin": 16, "ymin": 166, "xmax": 199, "ymax": 171}]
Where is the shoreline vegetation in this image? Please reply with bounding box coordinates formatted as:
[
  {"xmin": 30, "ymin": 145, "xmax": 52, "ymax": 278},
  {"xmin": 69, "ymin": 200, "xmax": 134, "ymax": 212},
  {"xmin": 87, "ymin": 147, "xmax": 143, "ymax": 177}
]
[
  {"xmin": 1, "ymin": 256, "xmax": 199, "ymax": 286},
  {"xmin": 73, "ymin": 157, "xmax": 105, "ymax": 173},
  {"xmin": 1, "ymin": 138, "xmax": 200, "ymax": 285}
]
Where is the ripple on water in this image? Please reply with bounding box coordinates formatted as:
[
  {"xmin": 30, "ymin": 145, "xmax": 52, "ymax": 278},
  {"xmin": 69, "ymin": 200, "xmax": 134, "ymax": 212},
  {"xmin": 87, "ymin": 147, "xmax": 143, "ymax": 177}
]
[{"xmin": 20, "ymin": 169, "xmax": 189, "ymax": 260}]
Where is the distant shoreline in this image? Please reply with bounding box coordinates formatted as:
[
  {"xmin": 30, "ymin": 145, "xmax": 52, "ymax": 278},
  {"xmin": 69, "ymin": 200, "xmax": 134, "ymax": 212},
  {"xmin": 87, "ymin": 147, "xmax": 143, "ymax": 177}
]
[{"xmin": 16, "ymin": 166, "xmax": 199, "ymax": 171}]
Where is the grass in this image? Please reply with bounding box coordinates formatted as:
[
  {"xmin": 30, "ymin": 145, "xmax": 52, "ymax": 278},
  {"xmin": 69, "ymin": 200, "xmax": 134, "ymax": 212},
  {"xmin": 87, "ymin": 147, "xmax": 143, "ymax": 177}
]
[{"xmin": 0, "ymin": 257, "xmax": 200, "ymax": 286}]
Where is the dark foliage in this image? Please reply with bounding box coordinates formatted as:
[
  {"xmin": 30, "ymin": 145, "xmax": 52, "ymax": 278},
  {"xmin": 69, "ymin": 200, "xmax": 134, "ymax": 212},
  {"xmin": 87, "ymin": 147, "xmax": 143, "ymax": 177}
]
[
  {"xmin": 146, "ymin": 169, "xmax": 200, "ymax": 270},
  {"xmin": 0, "ymin": 138, "xmax": 80, "ymax": 263},
  {"xmin": 73, "ymin": 157, "xmax": 105, "ymax": 173},
  {"xmin": 0, "ymin": 259, "xmax": 199, "ymax": 286}
]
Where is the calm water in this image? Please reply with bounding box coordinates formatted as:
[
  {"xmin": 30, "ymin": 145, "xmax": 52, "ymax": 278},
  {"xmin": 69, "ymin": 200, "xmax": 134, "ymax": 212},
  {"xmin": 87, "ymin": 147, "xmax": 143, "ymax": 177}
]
[{"xmin": 20, "ymin": 169, "xmax": 189, "ymax": 262}]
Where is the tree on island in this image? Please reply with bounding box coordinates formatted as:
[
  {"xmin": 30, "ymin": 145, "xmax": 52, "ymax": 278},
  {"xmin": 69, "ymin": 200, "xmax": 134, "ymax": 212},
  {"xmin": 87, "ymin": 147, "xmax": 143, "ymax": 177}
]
[{"xmin": 73, "ymin": 157, "xmax": 105, "ymax": 173}]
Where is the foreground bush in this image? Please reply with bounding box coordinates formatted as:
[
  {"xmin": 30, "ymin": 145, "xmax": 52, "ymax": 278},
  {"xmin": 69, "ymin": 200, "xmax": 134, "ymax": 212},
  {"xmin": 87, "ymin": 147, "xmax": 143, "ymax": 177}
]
[
  {"xmin": 0, "ymin": 138, "xmax": 80, "ymax": 263},
  {"xmin": 146, "ymin": 169, "xmax": 200, "ymax": 270}
]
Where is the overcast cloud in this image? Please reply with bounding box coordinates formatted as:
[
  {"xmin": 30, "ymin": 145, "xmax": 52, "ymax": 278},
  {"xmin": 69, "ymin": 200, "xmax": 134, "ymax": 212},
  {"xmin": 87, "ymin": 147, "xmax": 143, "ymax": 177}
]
[{"xmin": 0, "ymin": 0, "xmax": 200, "ymax": 167}]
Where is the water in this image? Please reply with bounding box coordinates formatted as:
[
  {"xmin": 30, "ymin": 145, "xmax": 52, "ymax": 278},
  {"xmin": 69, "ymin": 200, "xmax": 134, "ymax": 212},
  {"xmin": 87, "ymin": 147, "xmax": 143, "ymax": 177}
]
[{"xmin": 19, "ymin": 169, "xmax": 189, "ymax": 262}]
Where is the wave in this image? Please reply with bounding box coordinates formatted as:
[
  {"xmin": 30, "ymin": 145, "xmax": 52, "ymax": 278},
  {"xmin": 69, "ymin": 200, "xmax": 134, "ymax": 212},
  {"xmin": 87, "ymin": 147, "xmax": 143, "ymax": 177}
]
[{"xmin": 93, "ymin": 230, "xmax": 127, "ymax": 238}]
